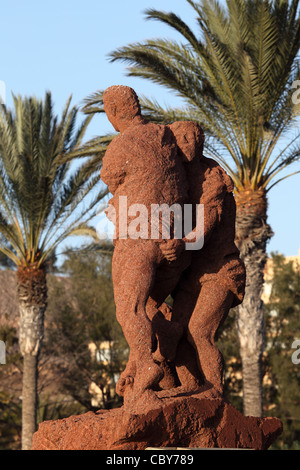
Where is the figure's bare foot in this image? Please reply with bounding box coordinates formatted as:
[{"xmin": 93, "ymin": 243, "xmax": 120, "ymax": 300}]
[
  {"xmin": 123, "ymin": 363, "xmax": 164, "ymax": 411},
  {"xmin": 116, "ymin": 361, "xmax": 136, "ymax": 396},
  {"xmin": 116, "ymin": 374, "xmax": 134, "ymax": 396},
  {"xmin": 123, "ymin": 360, "xmax": 164, "ymax": 404},
  {"xmin": 136, "ymin": 360, "xmax": 164, "ymax": 392}
]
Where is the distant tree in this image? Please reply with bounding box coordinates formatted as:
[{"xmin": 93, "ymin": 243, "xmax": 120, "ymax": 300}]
[
  {"xmin": 45, "ymin": 245, "xmax": 127, "ymax": 411},
  {"xmin": 0, "ymin": 237, "xmax": 15, "ymax": 269},
  {"xmin": 0, "ymin": 324, "xmax": 22, "ymax": 449},
  {"xmin": 0, "ymin": 92, "xmax": 107, "ymax": 449},
  {"xmin": 0, "ymin": 318, "xmax": 86, "ymax": 450},
  {"xmin": 264, "ymin": 253, "xmax": 300, "ymax": 449},
  {"xmin": 216, "ymin": 308, "xmax": 243, "ymax": 412}
]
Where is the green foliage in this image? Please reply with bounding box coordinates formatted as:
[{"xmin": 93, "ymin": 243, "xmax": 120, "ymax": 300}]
[
  {"xmin": 216, "ymin": 308, "xmax": 243, "ymax": 412},
  {"xmin": 217, "ymin": 252, "xmax": 300, "ymax": 449},
  {"xmin": 0, "ymin": 244, "xmax": 126, "ymax": 448},
  {"xmin": 0, "ymin": 92, "xmax": 107, "ymax": 268},
  {"xmin": 219, "ymin": 253, "xmax": 300, "ymax": 449},
  {"xmin": 84, "ymin": 0, "xmax": 300, "ymax": 192},
  {"xmin": 0, "ymin": 324, "xmax": 22, "ymax": 449},
  {"xmin": 264, "ymin": 253, "xmax": 300, "ymax": 449},
  {"xmin": 0, "ymin": 392, "xmax": 22, "ymax": 450},
  {"xmin": 44, "ymin": 245, "xmax": 128, "ymax": 411},
  {"xmin": 37, "ymin": 394, "xmax": 86, "ymax": 424},
  {"xmin": 0, "ymin": 245, "xmax": 14, "ymax": 268}
]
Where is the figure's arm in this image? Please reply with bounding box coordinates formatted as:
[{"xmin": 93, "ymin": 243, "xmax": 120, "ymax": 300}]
[
  {"xmin": 100, "ymin": 137, "xmax": 127, "ymax": 194},
  {"xmin": 104, "ymin": 202, "xmax": 116, "ymax": 223},
  {"xmin": 160, "ymin": 201, "xmax": 221, "ymax": 260},
  {"xmin": 161, "ymin": 163, "xmax": 227, "ymax": 260},
  {"xmin": 184, "ymin": 162, "xmax": 232, "ymax": 245},
  {"xmin": 183, "ymin": 204, "xmax": 219, "ymax": 246}
]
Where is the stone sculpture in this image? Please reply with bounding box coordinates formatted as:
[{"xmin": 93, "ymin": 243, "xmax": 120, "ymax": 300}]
[
  {"xmin": 31, "ymin": 86, "xmax": 283, "ymax": 450},
  {"xmin": 101, "ymin": 86, "xmax": 246, "ymax": 404},
  {"xmin": 100, "ymin": 85, "xmax": 191, "ymax": 405},
  {"xmin": 154, "ymin": 120, "xmax": 247, "ymax": 398}
]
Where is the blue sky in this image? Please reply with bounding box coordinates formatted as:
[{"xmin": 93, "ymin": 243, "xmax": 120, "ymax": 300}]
[{"xmin": 1, "ymin": 0, "xmax": 299, "ymax": 257}]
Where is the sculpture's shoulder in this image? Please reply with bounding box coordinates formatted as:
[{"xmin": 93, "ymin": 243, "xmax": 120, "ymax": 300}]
[
  {"xmin": 101, "ymin": 134, "xmax": 127, "ymax": 192},
  {"xmin": 118, "ymin": 122, "xmax": 181, "ymax": 176},
  {"xmin": 104, "ymin": 133, "xmax": 123, "ymax": 159}
]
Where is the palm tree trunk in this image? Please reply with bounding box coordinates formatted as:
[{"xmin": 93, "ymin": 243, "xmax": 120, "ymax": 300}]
[
  {"xmin": 17, "ymin": 266, "xmax": 47, "ymax": 450},
  {"xmin": 235, "ymin": 187, "xmax": 273, "ymax": 417},
  {"xmin": 22, "ymin": 354, "xmax": 38, "ymax": 450}
]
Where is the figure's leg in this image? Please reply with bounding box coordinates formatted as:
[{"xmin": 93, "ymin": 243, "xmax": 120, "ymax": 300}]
[
  {"xmin": 116, "ymin": 350, "xmax": 136, "ymax": 396},
  {"xmin": 146, "ymin": 252, "xmax": 191, "ymax": 362},
  {"xmin": 172, "ymin": 281, "xmax": 203, "ymax": 390},
  {"xmin": 187, "ymin": 281, "xmax": 234, "ymax": 397},
  {"xmin": 112, "ymin": 240, "xmax": 163, "ymax": 398},
  {"xmin": 174, "ymin": 338, "xmax": 203, "ymax": 391}
]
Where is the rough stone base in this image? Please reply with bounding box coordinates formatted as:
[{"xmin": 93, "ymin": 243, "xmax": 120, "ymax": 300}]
[{"xmin": 31, "ymin": 391, "xmax": 282, "ymax": 450}]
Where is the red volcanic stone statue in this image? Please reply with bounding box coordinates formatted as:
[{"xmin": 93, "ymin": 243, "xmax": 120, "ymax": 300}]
[
  {"xmin": 31, "ymin": 86, "xmax": 282, "ymax": 450},
  {"xmin": 100, "ymin": 85, "xmax": 190, "ymax": 405}
]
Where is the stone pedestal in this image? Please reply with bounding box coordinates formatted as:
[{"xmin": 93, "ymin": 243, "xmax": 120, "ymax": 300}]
[{"xmin": 31, "ymin": 390, "xmax": 282, "ymax": 450}]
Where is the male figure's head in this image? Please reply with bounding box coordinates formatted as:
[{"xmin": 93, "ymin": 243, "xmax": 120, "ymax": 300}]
[
  {"xmin": 169, "ymin": 121, "xmax": 204, "ymax": 163},
  {"xmin": 103, "ymin": 85, "xmax": 143, "ymax": 132}
]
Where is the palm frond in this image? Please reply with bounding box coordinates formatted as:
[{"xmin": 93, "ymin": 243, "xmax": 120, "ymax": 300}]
[
  {"xmin": 104, "ymin": 0, "xmax": 300, "ymax": 192},
  {"xmin": 0, "ymin": 92, "xmax": 107, "ymax": 268},
  {"xmin": 81, "ymin": 91, "xmax": 104, "ymax": 115},
  {"xmin": 144, "ymin": 8, "xmax": 204, "ymax": 54}
]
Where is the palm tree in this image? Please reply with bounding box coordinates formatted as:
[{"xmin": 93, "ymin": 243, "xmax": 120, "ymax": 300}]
[
  {"xmin": 0, "ymin": 92, "xmax": 107, "ymax": 449},
  {"xmin": 84, "ymin": 0, "xmax": 300, "ymax": 417}
]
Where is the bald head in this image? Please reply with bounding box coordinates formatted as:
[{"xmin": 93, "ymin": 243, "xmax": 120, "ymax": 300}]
[
  {"xmin": 169, "ymin": 121, "xmax": 204, "ymax": 162},
  {"xmin": 103, "ymin": 85, "xmax": 143, "ymax": 132}
]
